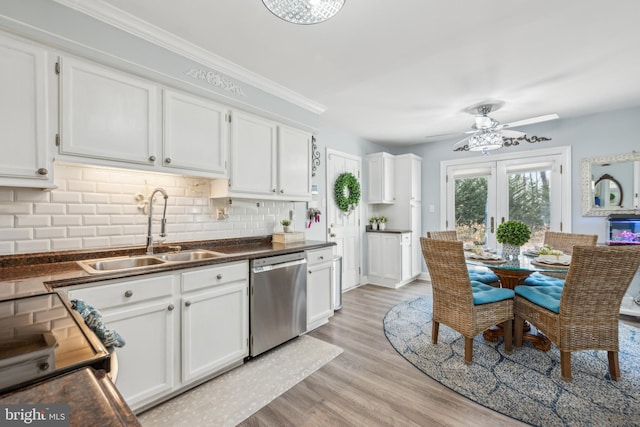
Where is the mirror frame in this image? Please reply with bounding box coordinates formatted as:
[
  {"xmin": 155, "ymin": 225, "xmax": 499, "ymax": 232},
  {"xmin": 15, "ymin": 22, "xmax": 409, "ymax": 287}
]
[{"xmin": 581, "ymin": 151, "xmax": 640, "ymax": 216}]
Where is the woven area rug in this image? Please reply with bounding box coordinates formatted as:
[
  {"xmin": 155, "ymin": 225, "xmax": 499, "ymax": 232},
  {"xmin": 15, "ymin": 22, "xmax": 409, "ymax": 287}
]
[
  {"xmin": 383, "ymin": 296, "xmax": 640, "ymax": 427},
  {"xmin": 138, "ymin": 335, "xmax": 343, "ymax": 427}
]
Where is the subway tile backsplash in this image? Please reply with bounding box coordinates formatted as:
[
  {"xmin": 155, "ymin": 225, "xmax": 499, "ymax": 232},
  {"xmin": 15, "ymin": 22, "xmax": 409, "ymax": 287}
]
[{"xmin": 0, "ymin": 163, "xmax": 294, "ymax": 255}]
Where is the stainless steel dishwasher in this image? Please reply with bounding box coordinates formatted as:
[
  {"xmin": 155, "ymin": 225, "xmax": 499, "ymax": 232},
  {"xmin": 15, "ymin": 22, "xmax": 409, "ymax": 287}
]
[{"xmin": 250, "ymin": 252, "xmax": 307, "ymax": 357}]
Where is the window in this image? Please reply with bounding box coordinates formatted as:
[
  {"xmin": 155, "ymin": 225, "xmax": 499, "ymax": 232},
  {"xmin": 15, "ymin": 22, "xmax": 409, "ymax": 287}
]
[{"xmin": 441, "ymin": 147, "xmax": 571, "ymax": 249}]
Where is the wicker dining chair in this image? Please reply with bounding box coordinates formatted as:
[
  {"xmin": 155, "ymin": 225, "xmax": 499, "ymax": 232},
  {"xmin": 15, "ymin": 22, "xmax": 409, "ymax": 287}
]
[
  {"xmin": 514, "ymin": 245, "xmax": 640, "ymax": 381},
  {"xmin": 543, "ymin": 231, "xmax": 598, "ymax": 255},
  {"xmin": 420, "ymin": 238, "xmax": 514, "ymax": 364},
  {"xmin": 524, "ymin": 231, "xmax": 598, "ymax": 286},
  {"xmin": 427, "ymin": 230, "xmax": 500, "ymax": 286}
]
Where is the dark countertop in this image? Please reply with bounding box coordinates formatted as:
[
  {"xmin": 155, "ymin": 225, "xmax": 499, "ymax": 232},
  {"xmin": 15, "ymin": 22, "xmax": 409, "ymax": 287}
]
[
  {"xmin": 0, "ymin": 367, "xmax": 140, "ymax": 427},
  {"xmin": 366, "ymin": 228, "xmax": 412, "ymax": 234},
  {"xmin": 0, "ymin": 236, "xmax": 335, "ymax": 298}
]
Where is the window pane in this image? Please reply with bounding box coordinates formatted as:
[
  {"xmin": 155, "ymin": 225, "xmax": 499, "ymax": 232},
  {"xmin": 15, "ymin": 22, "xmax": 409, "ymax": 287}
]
[
  {"xmin": 455, "ymin": 177, "xmax": 488, "ymax": 246},
  {"xmin": 508, "ymin": 170, "xmax": 551, "ymax": 249}
]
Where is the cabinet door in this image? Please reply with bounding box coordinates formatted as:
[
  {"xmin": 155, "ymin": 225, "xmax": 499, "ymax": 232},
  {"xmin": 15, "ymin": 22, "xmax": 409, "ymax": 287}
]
[
  {"xmin": 381, "ymin": 234, "xmax": 401, "ymax": 280},
  {"xmin": 163, "ymin": 90, "xmax": 228, "ymax": 177},
  {"xmin": 367, "ymin": 153, "xmax": 395, "ymax": 203},
  {"xmin": 0, "ymin": 33, "xmax": 52, "ymax": 187},
  {"xmin": 230, "ymin": 111, "xmax": 276, "ymax": 195},
  {"xmin": 367, "ymin": 233, "xmax": 383, "ymax": 278},
  {"xmin": 100, "ymin": 300, "xmax": 175, "ymax": 410},
  {"xmin": 277, "ymin": 125, "xmax": 312, "ymax": 199},
  {"xmin": 410, "ymin": 156, "xmax": 422, "ymax": 201},
  {"xmin": 60, "ymin": 57, "xmax": 158, "ymax": 165},
  {"xmin": 411, "ymin": 202, "xmax": 423, "ymax": 277},
  {"xmin": 307, "ymin": 262, "xmax": 333, "ymax": 330},
  {"xmin": 181, "ymin": 281, "xmax": 248, "ymax": 383}
]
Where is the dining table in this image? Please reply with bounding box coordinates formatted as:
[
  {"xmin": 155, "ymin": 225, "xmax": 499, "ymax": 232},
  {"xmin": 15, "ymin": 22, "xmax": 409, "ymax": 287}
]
[{"xmin": 465, "ymin": 248, "xmax": 571, "ymax": 351}]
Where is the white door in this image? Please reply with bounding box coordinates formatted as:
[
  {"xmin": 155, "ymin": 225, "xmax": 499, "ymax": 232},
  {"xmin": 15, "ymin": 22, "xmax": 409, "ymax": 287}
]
[
  {"xmin": 443, "ymin": 147, "xmax": 570, "ymax": 250},
  {"xmin": 327, "ymin": 149, "xmax": 361, "ymax": 291}
]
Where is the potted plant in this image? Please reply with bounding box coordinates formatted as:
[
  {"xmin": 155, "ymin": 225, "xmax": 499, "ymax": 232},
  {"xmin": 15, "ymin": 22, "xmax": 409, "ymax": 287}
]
[
  {"xmin": 280, "ymin": 219, "xmax": 292, "ymax": 233},
  {"xmin": 369, "ymin": 216, "xmax": 379, "ymax": 230},
  {"xmin": 496, "ymin": 220, "xmax": 531, "ymax": 260},
  {"xmin": 378, "ymin": 216, "xmax": 388, "ymax": 231}
]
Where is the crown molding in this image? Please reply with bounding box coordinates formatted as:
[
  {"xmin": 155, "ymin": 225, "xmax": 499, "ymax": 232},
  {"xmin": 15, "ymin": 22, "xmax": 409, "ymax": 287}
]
[{"xmin": 52, "ymin": 0, "xmax": 326, "ymax": 115}]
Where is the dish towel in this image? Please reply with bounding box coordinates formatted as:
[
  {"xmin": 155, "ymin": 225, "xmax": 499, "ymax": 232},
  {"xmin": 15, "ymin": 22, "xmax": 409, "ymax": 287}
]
[{"xmin": 71, "ymin": 299, "xmax": 126, "ymax": 348}]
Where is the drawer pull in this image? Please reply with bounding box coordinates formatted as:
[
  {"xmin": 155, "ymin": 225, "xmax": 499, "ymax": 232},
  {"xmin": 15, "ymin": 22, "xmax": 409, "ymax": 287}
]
[
  {"xmin": 39, "ymin": 362, "xmax": 50, "ymax": 371},
  {"xmin": 185, "ymin": 301, "xmax": 191, "ymax": 307},
  {"xmin": 37, "ymin": 168, "xmax": 48, "ymax": 176},
  {"xmin": 124, "ymin": 290, "xmax": 133, "ymax": 298},
  {"xmin": 319, "ymin": 256, "xmax": 324, "ymax": 260},
  {"xmin": 167, "ymin": 304, "xmax": 175, "ymax": 311},
  {"xmin": 165, "ymin": 157, "xmax": 172, "ymax": 164},
  {"xmin": 148, "ymin": 155, "xmax": 156, "ymax": 162},
  {"xmin": 216, "ymin": 274, "xmax": 223, "ymax": 280}
]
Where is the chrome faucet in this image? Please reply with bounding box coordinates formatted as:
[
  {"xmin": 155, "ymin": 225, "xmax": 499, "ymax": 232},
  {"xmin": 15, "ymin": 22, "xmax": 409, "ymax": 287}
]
[{"xmin": 146, "ymin": 188, "xmax": 169, "ymax": 255}]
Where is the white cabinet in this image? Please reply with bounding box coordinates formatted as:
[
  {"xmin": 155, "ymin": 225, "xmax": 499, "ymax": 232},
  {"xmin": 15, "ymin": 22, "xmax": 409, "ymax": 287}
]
[
  {"xmin": 367, "ymin": 152, "xmax": 395, "ymax": 203},
  {"xmin": 67, "ymin": 273, "xmax": 176, "ymax": 411},
  {"xmin": 60, "ymin": 56, "xmax": 158, "ymax": 166},
  {"xmin": 305, "ymin": 247, "xmax": 335, "ymax": 331},
  {"xmin": 0, "ymin": 33, "xmax": 53, "ymax": 188},
  {"xmin": 229, "ymin": 110, "xmax": 312, "ymax": 201},
  {"xmin": 180, "ymin": 261, "xmax": 248, "ymax": 383},
  {"xmin": 367, "ymin": 232, "xmax": 412, "ymax": 288},
  {"xmin": 67, "ymin": 260, "xmax": 249, "ymax": 412},
  {"xmin": 163, "ymin": 89, "xmax": 228, "ymax": 177}
]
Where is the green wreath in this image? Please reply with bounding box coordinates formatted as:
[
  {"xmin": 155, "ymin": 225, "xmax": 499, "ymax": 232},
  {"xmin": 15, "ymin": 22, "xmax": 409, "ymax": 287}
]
[{"xmin": 334, "ymin": 172, "xmax": 361, "ymax": 212}]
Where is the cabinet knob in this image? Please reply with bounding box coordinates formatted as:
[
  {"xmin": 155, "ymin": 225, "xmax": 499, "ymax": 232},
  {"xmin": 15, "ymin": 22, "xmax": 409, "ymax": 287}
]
[
  {"xmin": 216, "ymin": 274, "xmax": 223, "ymax": 280},
  {"xmin": 149, "ymin": 155, "xmax": 156, "ymax": 162},
  {"xmin": 280, "ymin": 189, "xmax": 284, "ymax": 194},
  {"xmin": 39, "ymin": 362, "xmax": 50, "ymax": 371},
  {"xmin": 319, "ymin": 256, "xmax": 324, "ymax": 260},
  {"xmin": 165, "ymin": 157, "xmax": 172, "ymax": 164},
  {"xmin": 124, "ymin": 290, "xmax": 133, "ymax": 298},
  {"xmin": 272, "ymin": 188, "xmax": 276, "ymax": 193},
  {"xmin": 37, "ymin": 168, "xmax": 48, "ymax": 176},
  {"xmin": 167, "ymin": 304, "xmax": 175, "ymax": 311},
  {"xmin": 185, "ymin": 301, "xmax": 191, "ymax": 307},
  {"xmin": 308, "ymin": 270, "xmax": 312, "ymax": 274}
]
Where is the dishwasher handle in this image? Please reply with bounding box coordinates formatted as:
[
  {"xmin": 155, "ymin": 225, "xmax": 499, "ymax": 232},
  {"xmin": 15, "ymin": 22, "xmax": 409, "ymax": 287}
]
[{"xmin": 252, "ymin": 258, "xmax": 306, "ymax": 273}]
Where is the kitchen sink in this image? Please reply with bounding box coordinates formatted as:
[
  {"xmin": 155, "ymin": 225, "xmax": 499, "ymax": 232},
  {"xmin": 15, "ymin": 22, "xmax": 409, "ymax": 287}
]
[
  {"xmin": 155, "ymin": 249, "xmax": 226, "ymax": 262},
  {"xmin": 78, "ymin": 256, "xmax": 168, "ymax": 274},
  {"xmin": 77, "ymin": 250, "xmax": 228, "ymax": 274}
]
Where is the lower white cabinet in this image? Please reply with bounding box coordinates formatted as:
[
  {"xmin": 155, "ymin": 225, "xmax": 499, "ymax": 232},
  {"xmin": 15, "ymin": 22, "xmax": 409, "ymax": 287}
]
[
  {"xmin": 67, "ymin": 273, "xmax": 176, "ymax": 411},
  {"xmin": 67, "ymin": 260, "xmax": 249, "ymax": 412},
  {"xmin": 180, "ymin": 262, "xmax": 248, "ymax": 383},
  {"xmin": 305, "ymin": 247, "xmax": 335, "ymax": 331},
  {"xmin": 367, "ymin": 232, "xmax": 413, "ymax": 288}
]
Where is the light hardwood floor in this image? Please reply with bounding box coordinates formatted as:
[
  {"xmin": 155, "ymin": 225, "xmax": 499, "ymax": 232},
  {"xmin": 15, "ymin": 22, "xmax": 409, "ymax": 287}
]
[{"xmin": 240, "ymin": 280, "xmax": 532, "ymax": 427}]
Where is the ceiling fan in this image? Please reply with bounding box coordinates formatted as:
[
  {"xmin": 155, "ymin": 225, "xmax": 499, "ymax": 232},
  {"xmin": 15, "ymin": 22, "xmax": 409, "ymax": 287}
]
[{"xmin": 426, "ymin": 100, "xmax": 559, "ymax": 153}]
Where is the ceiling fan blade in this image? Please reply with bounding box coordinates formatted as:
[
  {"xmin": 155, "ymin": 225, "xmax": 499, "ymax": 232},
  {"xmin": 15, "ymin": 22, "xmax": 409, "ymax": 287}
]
[
  {"xmin": 502, "ymin": 113, "xmax": 559, "ymax": 129},
  {"xmin": 501, "ymin": 130, "xmax": 526, "ymax": 138}
]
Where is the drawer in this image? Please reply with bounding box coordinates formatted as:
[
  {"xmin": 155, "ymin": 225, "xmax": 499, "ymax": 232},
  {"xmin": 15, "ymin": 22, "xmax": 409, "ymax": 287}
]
[
  {"xmin": 181, "ymin": 261, "xmax": 248, "ymax": 293},
  {"xmin": 68, "ymin": 274, "xmax": 174, "ymax": 310},
  {"xmin": 306, "ymin": 247, "xmax": 334, "ymax": 266}
]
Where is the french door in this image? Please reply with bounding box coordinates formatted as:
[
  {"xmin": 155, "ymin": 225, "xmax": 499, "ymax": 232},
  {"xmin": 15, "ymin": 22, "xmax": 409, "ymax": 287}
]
[{"xmin": 441, "ymin": 147, "xmax": 571, "ymax": 250}]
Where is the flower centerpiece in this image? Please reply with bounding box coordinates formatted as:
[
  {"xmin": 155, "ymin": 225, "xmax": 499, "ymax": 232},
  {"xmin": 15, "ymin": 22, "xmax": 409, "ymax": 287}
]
[{"xmin": 496, "ymin": 220, "xmax": 531, "ymax": 260}]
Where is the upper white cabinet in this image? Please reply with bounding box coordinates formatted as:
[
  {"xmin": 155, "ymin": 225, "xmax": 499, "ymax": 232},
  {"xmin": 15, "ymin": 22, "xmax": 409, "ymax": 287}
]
[
  {"xmin": 367, "ymin": 152, "xmax": 395, "ymax": 203},
  {"xmin": 59, "ymin": 56, "xmax": 158, "ymax": 166},
  {"xmin": 163, "ymin": 90, "xmax": 228, "ymax": 177},
  {"xmin": 0, "ymin": 33, "xmax": 54, "ymax": 188},
  {"xmin": 229, "ymin": 110, "xmax": 312, "ymax": 201},
  {"xmin": 278, "ymin": 125, "xmax": 312, "ymax": 198}
]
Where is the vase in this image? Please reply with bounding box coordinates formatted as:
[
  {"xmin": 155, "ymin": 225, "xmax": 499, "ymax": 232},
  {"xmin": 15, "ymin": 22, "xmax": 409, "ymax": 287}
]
[
  {"xmin": 502, "ymin": 244, "xmax": 520, "ymax": 260},
  {"xmin": 283, "ymin": 226, "xmax": 292, "ymax": 233},
  {"xmin": 379, "ymin": 223, "xmax": 386, "ymax": 231}
]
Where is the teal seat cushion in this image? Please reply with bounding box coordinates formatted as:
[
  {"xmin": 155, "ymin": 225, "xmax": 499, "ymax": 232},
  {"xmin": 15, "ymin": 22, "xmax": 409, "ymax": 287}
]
[
  {"xmin": 523, "ymin": 272, "xmax": 564, "ymax": 287},
  {"xmin": 471, "ymin": 282, "xmax": 514, "ymax": 305},
  {"xmin": 468, "ymin": 269, "xmax": 499, "ymax": 284},
  {"xmin": 515, "ymin": 285, "xmax": 562, "ymax": 314}
]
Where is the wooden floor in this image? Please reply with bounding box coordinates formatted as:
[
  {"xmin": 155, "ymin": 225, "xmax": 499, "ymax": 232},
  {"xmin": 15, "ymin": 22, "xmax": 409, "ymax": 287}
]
[{"xmin": 240, "ymin": 281, "xmax": 530, "ymax": 427}]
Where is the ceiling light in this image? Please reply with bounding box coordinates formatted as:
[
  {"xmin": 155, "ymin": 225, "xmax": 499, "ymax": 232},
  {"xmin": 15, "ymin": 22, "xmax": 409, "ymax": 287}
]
[
  {"xmin": 468, "ymin": 131, "xmax": 504, "ymax": 153},
  {"xmin": 262, "ymin": 0, "xmax": 345, "ymax": 25}
]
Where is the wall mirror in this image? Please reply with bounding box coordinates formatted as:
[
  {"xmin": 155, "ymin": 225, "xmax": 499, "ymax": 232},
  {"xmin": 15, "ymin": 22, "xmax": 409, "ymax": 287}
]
[{"xmin": 581, "ymin": 151, "xmax": 640, "ymax": 216}]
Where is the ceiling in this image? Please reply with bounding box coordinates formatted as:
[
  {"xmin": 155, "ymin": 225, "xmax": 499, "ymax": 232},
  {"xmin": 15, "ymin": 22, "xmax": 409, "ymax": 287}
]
[{"xmin": 69, "ymin": 0, "xmax": 640, "ymax": 145}]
